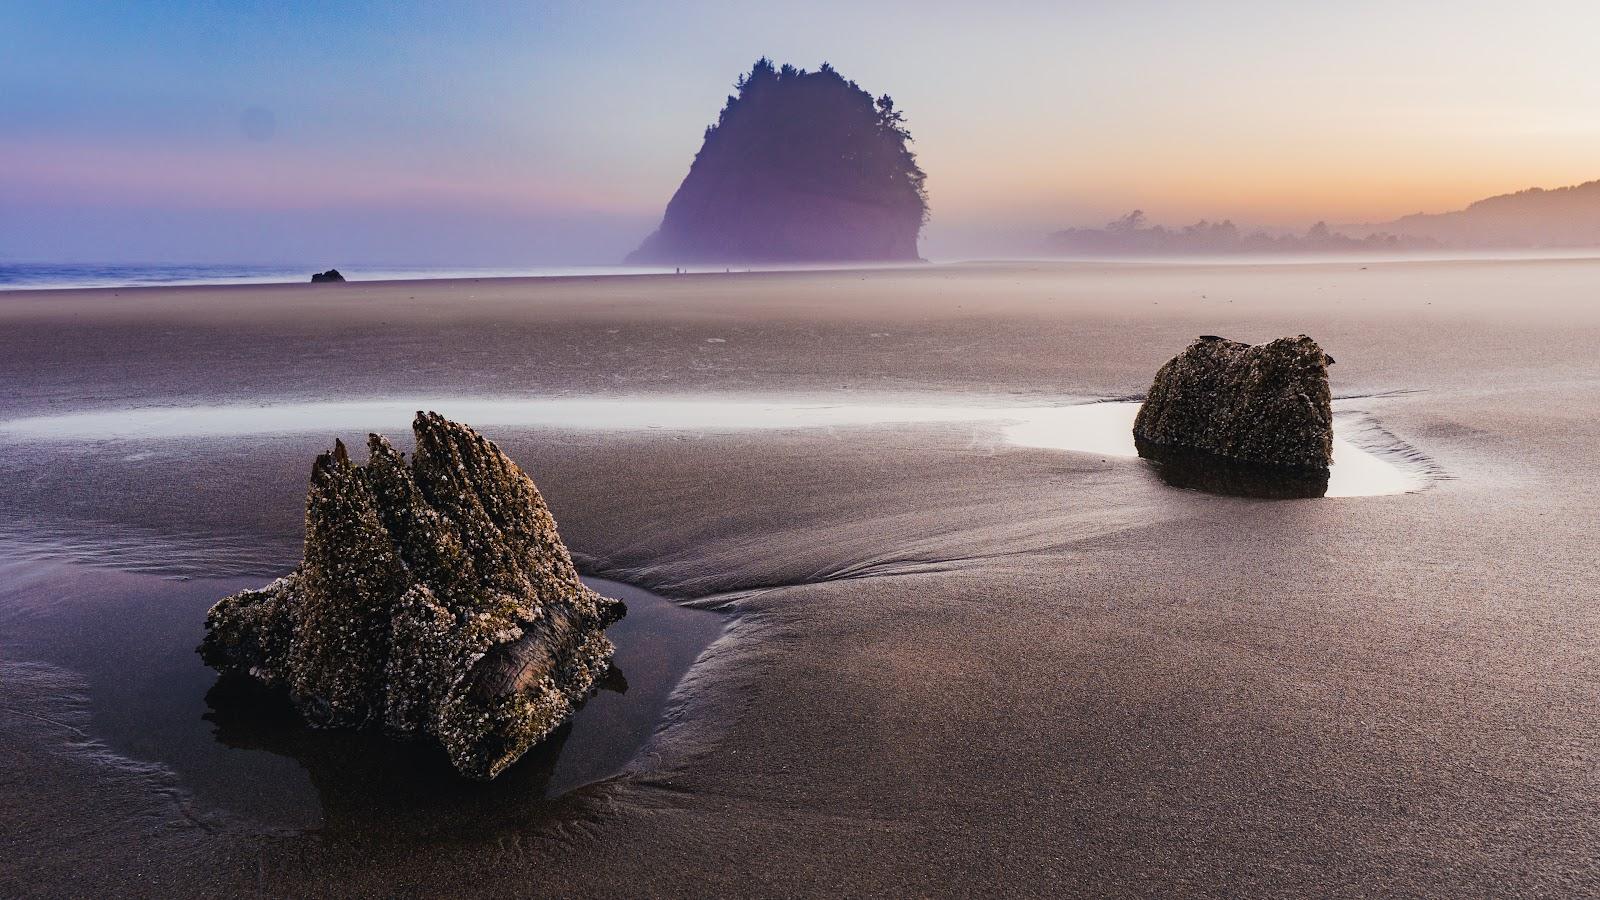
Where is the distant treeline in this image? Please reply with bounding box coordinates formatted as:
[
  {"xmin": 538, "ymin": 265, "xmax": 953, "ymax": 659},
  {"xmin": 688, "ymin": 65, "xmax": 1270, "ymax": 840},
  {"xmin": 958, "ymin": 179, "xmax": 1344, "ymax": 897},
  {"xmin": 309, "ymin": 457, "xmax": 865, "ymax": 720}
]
[{"xmin": 1047, "ymin": 211, "xmax": 1438, "ymax": 256}]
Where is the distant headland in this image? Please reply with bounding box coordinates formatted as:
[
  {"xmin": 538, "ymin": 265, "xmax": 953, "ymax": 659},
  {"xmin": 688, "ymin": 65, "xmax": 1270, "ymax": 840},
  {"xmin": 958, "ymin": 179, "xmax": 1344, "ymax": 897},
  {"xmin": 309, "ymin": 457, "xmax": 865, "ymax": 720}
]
[
  {"xmin": 1349, "ymin": 179, "xmax": 1600, "ymax": 248},
  {"xmin": 1046, "ymin": 178, "xmax": 1600, "ymax": 257},
  {"xmin": 627, "ymin": 59, "xmax": 929, "ymax": 265}
]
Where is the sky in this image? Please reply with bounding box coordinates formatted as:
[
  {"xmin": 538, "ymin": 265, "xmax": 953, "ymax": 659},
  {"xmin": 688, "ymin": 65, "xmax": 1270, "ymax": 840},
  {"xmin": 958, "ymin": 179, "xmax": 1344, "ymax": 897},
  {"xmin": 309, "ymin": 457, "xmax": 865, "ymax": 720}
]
[{"xmin": 4, "ymin": 0, "xmax": 1599, "ymax": 264}]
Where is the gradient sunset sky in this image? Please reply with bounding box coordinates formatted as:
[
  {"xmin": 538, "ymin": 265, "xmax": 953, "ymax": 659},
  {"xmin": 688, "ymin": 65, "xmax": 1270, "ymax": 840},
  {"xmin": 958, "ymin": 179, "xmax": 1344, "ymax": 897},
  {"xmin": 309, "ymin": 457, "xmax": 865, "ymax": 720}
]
[{"xmin": 4, "ymin": 1, "xmax": 1597, "ymax": 264}]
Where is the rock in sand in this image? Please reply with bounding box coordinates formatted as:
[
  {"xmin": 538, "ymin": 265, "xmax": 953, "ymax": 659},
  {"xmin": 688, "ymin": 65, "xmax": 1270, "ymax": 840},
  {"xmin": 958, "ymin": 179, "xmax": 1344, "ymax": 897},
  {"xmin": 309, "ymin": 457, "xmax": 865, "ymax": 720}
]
[
  {"xmin": 1133, "ymin": 335, "xmax": 1335, "ymax": 494},
  {"xmin": 199, "ymin": 412, "xmax": 625, "ymax": 780}
]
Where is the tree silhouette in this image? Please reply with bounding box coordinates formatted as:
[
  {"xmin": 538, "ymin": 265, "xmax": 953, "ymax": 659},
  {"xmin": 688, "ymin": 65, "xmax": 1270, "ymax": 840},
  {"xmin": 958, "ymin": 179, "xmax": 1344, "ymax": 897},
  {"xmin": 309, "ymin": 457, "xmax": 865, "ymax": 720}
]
[{"xmin": 1046, "ymin": 211, "xmax": 1436, "ymax": 256}]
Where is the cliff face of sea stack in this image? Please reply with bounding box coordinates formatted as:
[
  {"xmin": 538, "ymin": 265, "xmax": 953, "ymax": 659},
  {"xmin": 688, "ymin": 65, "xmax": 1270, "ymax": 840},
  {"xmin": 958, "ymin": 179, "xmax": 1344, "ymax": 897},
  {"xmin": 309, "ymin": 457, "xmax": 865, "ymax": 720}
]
[
  {"xmin": 198, "ymin": 412, "xmax": 625, "ymax": 780},
  {"xmin": 1133, "ymin": 335, "xmax": 1335, "ymax": 475},
  {"xmin": 627, "ymin": 58, "xmax": 928, "ymax": 265}
]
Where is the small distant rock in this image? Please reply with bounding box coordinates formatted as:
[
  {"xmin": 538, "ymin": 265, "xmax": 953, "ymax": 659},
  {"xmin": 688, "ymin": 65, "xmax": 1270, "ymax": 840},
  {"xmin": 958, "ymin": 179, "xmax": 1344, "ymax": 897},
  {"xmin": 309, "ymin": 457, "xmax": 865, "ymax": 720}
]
[
  {"xmin": 1134, "ymin": 335, "xmax": 1335, "ymax": 474},
  {"xmin": 310, "ymin": 269, "xmax": 345, "ymax": 283},
  {"xmin": 198, "ymin": 412, "xmax": 625, "ymax": 780}
]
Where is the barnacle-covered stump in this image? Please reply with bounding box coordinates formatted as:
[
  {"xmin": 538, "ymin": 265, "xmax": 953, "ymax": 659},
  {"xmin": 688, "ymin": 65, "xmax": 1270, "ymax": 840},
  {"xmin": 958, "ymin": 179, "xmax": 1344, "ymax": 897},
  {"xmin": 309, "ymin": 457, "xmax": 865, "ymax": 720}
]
[
  {"xmin": 1133, "ymin": 335, "xmax": 1335, "ymax": 497},
  {"xmin": 199, "ymin": 412, "xmax": 624, "ymax": 780}
]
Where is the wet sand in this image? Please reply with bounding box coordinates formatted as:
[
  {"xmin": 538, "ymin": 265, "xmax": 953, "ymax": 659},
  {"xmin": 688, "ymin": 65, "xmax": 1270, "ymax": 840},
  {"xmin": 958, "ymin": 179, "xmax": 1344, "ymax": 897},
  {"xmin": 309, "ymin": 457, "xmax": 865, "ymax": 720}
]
[{"xmin": 3, "ymin": 260, "xmax": 1599, "ymax": 896}]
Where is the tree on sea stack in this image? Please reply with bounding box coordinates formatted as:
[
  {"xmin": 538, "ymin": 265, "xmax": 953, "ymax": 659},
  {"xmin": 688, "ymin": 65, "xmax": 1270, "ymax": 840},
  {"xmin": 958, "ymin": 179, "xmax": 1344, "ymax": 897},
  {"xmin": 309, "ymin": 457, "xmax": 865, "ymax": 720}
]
[{"xmin": 627, "ymin": 58, "xmax": 929, "ymax": 264}]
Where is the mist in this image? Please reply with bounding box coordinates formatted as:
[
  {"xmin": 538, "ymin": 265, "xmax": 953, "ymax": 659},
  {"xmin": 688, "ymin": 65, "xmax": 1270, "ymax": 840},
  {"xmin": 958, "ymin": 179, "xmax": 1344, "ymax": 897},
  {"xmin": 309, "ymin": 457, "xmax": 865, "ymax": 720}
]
[
  {"xmin": 4, "ymin": 202, "xmax": 655, "ymax": 267},
  {"xmin": 6, "ymin": 1, "xmax": 1600, "ymax": 265}
]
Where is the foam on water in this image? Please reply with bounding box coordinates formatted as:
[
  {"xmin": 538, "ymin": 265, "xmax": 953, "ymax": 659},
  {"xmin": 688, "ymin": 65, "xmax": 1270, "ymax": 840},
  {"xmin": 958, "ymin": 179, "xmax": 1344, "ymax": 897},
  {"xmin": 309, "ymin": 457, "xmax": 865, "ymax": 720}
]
[{"xmin": 0, "ymin": 396, "xmax": 1429, "ymax": 498}]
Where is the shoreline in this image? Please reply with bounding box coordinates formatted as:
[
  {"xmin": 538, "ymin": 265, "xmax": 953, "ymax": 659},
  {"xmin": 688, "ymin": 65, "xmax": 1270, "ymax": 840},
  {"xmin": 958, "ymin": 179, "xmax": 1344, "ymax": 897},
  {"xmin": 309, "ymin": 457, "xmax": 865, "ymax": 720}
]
[
  {"xmin": 8, "ymin": 251, "xmax": 1600, "ymax": 296},
  {"xmin": 0, "ymin": 259, "xmax": 935, "ymax": 294}
]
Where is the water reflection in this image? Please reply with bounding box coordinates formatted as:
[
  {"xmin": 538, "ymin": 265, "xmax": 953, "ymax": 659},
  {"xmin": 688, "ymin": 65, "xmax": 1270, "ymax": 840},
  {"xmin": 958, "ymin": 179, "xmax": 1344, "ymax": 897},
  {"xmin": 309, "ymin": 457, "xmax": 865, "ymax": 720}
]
[
  {"xmin": 193, "ymin": 578, "xmax": 719, "ymax": 835},
  {"xmin": 1133, "ymin": 438, "xmax": 1331, "ymax": 499},
  {"xmin": 202, "ymin": 673, "xmax": 585, "ymax": 838}
]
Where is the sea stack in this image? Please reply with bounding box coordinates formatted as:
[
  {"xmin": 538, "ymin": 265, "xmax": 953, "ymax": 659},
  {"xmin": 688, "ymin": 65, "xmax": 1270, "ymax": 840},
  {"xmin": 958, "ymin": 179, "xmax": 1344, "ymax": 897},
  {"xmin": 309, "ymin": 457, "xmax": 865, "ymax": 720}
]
[
  {"xmin": 198, "ymin": 412, "xmax": 625, "ymax": 780},
  {"xmin": 626, "ymin": 59, "xmax": 928, "ymax": 265},
  {"xmin": 310, "ymin": 269, "xmax": 345, "ymax": 283},
  {"xmin": 1133, "ymin": 335, "xmax": 1335, "ymax": 493}
]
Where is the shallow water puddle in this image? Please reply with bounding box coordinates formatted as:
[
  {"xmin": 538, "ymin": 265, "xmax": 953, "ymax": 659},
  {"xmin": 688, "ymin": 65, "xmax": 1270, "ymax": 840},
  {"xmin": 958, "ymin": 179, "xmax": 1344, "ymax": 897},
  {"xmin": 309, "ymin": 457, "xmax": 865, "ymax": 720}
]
[
  {"xmin": 998, "ymin": 401, "xmax": 1423, "ymax": 498},
  {"xmin": 0, "ymin": 557, "xmax": 720, "ymax": 833},
  {"xmin": 0, "ymin": 396, "xmax": 1428, "ymax": 497}
]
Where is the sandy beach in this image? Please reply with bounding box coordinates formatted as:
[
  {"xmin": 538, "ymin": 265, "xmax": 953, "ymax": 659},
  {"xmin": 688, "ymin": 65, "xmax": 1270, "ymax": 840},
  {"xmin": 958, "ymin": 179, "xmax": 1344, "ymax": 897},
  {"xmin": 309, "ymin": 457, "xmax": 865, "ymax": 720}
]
[{"xmin": 3, "ymin": 259, "xmax": 1599, "ymax": 897}]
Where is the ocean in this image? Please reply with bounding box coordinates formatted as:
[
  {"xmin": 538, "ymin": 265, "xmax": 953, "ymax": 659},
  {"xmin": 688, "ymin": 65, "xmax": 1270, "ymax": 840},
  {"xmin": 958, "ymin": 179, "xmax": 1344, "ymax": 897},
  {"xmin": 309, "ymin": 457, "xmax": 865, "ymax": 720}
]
[{"xmin": 0, "ymin": 262, "xmax": 679, "ymax": 291}]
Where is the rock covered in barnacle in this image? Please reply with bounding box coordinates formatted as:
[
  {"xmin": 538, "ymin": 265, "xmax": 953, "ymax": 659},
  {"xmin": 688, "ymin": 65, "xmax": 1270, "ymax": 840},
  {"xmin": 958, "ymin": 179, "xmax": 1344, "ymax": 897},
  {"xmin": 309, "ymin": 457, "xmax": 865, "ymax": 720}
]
[
  {"xmin": 1133, "ymin": 335, "xmax": 1335, "ymax": 472},
  {"xmin": 198, "ymin": 412, "xmax": 625, "ymax": 780}
]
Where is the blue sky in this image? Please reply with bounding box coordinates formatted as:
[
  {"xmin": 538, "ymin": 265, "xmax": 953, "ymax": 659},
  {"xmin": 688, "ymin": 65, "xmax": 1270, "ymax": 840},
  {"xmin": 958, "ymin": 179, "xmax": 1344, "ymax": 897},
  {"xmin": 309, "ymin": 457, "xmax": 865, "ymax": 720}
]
[{"xmin": 4, "ymin": 1, "xmax": 1599, "ymax": 264}]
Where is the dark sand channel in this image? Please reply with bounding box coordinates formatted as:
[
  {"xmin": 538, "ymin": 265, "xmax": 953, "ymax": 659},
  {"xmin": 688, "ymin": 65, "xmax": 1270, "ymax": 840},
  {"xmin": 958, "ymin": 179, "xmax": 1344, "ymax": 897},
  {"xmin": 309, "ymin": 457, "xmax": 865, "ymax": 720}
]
[{"xmin": 2, "ymin": 260, "xmax": 1599, "ymax": 897}]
